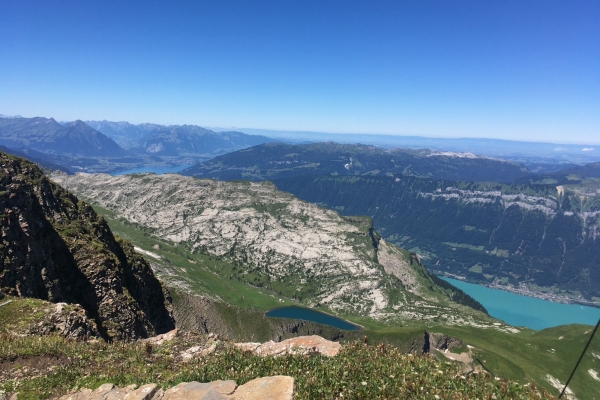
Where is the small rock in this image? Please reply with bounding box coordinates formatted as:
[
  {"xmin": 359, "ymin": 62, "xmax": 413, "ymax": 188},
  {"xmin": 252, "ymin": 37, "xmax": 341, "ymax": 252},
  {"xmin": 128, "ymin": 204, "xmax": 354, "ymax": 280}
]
[
  {"xmin": 145, "ymin": 329, "xmax": 178, "ymax": 346},
  {"xmin": 180, "ymin": 345, "xmax": 203, "ymax": 361},
  {"xmin": 123, "ymin": 384, "xmax": 160, "ymax": 400},
  {"xmin": 58, "ymin": 388, "xmax": 94, "ymax": 400}
]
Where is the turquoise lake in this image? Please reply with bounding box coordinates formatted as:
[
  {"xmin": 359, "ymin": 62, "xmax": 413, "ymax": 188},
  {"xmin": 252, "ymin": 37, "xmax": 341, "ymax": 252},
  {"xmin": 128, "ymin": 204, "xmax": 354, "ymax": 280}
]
[
  {"xmin": 266, "ymin": 306, "xmax": 361, "ymax": 330},
  {"xmin": 112, "ymin": 165, "xmax": 192, "ymax": 175},
  {"xmin": 441, "ymin": 277, "xmax": 600, "ymax": 330}
]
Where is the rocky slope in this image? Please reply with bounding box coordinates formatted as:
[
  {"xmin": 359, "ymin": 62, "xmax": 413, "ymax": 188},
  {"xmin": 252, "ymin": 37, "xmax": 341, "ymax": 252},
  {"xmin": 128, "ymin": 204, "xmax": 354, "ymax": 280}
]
[
  {"xmin": 51, "ymin": 172, "xmax": 499, "ymax": 329},
  {"xmin": 0, "ymin": 152, "xmax": 174, "ymax": 340}
]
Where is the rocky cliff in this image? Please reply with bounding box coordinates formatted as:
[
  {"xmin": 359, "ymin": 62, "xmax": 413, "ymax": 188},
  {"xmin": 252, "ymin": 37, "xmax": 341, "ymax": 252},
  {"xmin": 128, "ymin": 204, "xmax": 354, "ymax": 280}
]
[{"xmin": 0, "ymin": 152, "xmax": 175, "ymax": 340}]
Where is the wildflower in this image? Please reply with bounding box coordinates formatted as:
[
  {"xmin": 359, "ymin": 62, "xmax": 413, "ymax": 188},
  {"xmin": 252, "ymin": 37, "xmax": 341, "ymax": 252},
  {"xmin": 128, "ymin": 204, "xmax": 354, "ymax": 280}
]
[{"xmin": 361, "ymin": 382, "xmax": 367, "ymax": 386}]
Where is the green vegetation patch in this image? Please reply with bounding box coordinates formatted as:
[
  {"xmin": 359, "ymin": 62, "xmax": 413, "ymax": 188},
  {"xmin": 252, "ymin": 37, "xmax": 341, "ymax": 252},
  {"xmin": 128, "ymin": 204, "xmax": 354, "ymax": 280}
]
[
  {"xmin": 0, "ymin": 297, "xmax": 48, "ymax": 332},
  {"xmin": 443, "ymin": 242, "xmax": 485, "ymax": 252},
  {"xmin": 0, "ymin": 334, "xmax": 554, "ymax": 400},
  {"xmin": 469, "ymin": 264, "xmax": 483, "ymax": 274}
]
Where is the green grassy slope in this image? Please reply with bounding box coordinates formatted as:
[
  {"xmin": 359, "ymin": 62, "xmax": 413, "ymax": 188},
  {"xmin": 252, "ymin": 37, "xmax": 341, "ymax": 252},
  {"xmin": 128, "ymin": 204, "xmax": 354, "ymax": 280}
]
[{"xmin": 0, "ymin": 313, "xmax": 555, "ymax": 400}]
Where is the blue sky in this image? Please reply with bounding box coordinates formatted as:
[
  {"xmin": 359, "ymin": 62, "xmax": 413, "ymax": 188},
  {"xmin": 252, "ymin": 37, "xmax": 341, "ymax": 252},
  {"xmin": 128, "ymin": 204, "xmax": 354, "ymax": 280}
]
[{"xmin": 1, "ymin": 1, "xmax": 598, "ymax": 143}]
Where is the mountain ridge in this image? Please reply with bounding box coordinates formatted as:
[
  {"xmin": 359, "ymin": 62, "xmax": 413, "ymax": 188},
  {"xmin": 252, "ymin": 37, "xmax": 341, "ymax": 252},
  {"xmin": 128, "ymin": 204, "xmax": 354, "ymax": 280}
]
[
  {"xmin": 180, "ymin": 141, "xmax": 531, "ymax": 183},
  {"xmin": 86, "ymin": 120, "xmax": 274, "ymax": 157}
]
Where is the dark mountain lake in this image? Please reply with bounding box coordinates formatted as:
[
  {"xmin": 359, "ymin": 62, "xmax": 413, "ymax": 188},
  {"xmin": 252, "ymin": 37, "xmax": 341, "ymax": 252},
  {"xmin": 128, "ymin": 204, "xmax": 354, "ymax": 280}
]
[
  {"xmin": 441, "ymin": 277, "xmax": 600, "ymax": 330},
  {"xmin": 266, "ymin": 306, "xmax": 361, "ymax": 330},
  {"xmin": 112, "ymin": 165, "xmax": 192, "ymax": 175}
]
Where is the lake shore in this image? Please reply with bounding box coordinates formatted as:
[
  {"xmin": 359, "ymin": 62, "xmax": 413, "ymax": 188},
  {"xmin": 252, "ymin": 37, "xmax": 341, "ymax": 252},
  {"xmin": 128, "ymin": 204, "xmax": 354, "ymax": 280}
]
[
  {"xmin": 440, "ymin": 276, "xmax": 600, "ymax": 330},
  {"xmin": 437, "ymin": 272, "xmax": 600, "ymax": 309}
]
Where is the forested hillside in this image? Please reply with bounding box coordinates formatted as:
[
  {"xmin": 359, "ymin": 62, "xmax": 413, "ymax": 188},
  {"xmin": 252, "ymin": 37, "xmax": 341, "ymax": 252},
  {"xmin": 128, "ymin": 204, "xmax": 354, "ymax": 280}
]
[{"xmin": 274, "ymin": 175, "xmax": 600, "ymax": 304}]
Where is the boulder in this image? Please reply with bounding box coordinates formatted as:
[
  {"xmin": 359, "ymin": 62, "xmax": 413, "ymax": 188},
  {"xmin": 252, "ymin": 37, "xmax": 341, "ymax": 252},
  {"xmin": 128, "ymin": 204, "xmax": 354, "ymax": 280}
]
[
  {"xmin": 162, "ymin": 380, "xmax": 237, "ymax": 400},
  {"xmin": 58, "ymin": 377, "xmax": 294, "ymax": 400},
  {"xmin": 232, "ymin": 376, "xmax": 294, "ymax": 400}
]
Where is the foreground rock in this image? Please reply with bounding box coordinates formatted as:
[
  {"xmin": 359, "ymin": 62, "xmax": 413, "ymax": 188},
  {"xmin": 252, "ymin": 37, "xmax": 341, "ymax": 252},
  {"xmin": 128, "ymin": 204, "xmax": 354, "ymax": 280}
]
[
  {"xmin": 235, "ymin": 335, "xmax": 341, "ymax": 357},
  {"xmin": 174, "ymin": 334, "xmax": 341, "ymax": 363},
  {"xmin": 59, "ymin": 376, "xmax": 294, "ymax": 400}
]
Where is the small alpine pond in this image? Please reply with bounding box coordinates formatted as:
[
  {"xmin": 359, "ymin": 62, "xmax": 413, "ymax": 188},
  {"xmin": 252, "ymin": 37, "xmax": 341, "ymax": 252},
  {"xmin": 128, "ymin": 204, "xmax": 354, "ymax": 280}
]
[{"xmin": 266, "ymin": 306, "xmax": 361, "ymax": 330}]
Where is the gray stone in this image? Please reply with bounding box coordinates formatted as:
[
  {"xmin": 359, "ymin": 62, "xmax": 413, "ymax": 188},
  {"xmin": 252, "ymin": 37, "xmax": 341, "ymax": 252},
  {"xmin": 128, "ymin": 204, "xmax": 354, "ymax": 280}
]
[
  {"xmin": 58, "ymin": 388, "xmax": 93, "ymax": 400},
  {"xmin": 124, "ymin": 384, "xmax": 161, "ymax": 400}
]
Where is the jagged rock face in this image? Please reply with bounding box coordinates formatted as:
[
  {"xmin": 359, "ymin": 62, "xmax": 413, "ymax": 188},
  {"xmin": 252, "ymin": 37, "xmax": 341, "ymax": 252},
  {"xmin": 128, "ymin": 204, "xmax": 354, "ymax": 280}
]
[{"xmin": 0, "ymin": 153, "xmax": 175, "ymax": 340}]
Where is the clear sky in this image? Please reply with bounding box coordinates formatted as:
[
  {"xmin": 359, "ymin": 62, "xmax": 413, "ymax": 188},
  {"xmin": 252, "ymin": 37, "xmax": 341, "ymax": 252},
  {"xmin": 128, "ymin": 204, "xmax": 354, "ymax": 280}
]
[{"xmin": 1, "ymin": 1, "xmax": 598, "ymax": 143}]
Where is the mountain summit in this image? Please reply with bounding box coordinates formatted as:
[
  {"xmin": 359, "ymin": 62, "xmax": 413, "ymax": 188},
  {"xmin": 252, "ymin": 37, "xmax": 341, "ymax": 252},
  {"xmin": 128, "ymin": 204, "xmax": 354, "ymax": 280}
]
[{"xmin": 0, "ymin": 117, "xmax": 127, "ymax": 157}]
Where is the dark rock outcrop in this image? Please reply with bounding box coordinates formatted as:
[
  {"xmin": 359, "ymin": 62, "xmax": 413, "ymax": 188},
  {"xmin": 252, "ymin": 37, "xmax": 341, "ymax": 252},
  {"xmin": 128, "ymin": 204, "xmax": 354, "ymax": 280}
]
[
  {"xmin": 0, "ymin": 152, "xmax": 174, "ymax": 340},
  {"xmin": 423, "ymin": 331, "xmax": 462, "ymax": 354},
  {"xmin": 24, "ymin": 302, "xmax": 100, "ymax": 340}
]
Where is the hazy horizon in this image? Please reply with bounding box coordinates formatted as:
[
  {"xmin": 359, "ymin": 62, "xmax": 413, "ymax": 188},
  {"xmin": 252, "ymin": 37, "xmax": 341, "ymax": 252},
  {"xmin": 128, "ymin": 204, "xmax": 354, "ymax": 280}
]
[{"xmin": 2, "ymin": 111, "xmax": 600, "ymax": 147}]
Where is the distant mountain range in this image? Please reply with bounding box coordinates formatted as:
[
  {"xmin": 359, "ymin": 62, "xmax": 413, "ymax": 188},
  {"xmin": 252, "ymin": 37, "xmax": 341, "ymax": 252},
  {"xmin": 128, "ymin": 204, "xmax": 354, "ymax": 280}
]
[
  {"xmin": 216, "ymin": 127, "xmax": 600, "ymax": 166},
  {"xmin": 0, "ymin": 115, "xmax": 277, "ymax": 173},
  {"xmin": 181, "ymin": 142, "xmax": 531, "ymax": 183},
  {"xmin": 0, "ymin": 117, "xmax": 126, "ymax": 157},
  {"xmin": 86, "ymin": 120, "xmax": 273, "ymax": 157}
]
